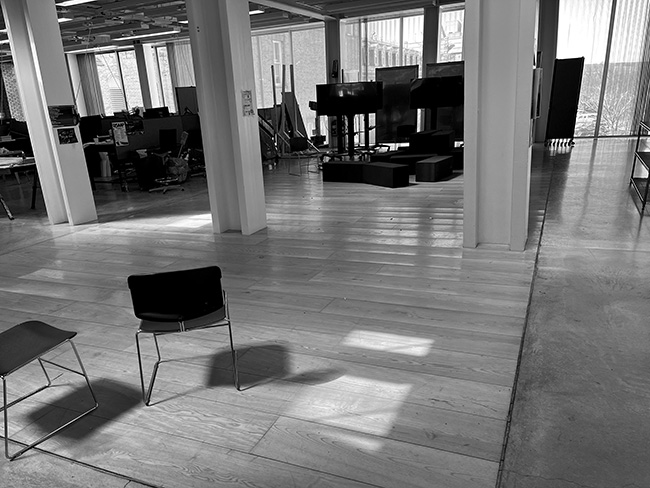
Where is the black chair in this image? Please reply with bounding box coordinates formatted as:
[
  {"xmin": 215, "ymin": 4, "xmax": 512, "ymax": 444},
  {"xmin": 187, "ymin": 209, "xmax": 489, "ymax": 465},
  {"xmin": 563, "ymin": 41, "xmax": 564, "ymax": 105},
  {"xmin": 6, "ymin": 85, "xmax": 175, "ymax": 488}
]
[
  {"xmin": 0, "ymin": 321, "xmax": 98, "ymax": 460},
  {"xmin": 127, "ymin": 266, "xmax": 240, "ymax": 406}
]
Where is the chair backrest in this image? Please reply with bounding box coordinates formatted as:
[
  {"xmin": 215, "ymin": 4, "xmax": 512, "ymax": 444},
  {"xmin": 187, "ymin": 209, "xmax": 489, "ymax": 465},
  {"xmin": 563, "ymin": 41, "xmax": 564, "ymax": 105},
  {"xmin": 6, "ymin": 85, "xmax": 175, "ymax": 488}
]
[
  {"xmin": 127, "ymin": 266, "xmax": 224, "ymax": 322},
  {"xmin": 290, "ymin": 136, "xmax": 309, "ymax": 152}
]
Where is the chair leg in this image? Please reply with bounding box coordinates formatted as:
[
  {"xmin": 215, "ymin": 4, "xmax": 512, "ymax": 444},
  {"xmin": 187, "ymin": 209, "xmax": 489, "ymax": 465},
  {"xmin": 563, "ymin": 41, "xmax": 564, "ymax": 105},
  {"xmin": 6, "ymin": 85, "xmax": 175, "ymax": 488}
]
[
  {"xmin": 2, "ymin": 340, "xmax": 98, "ymax": 461},
  {"xmin": 136, "ymin": 331, "xmax": 163, "ymax": 406},
  {"xmin": 227, "ymin": 323, "xmax": 240, "ymax": 391}
]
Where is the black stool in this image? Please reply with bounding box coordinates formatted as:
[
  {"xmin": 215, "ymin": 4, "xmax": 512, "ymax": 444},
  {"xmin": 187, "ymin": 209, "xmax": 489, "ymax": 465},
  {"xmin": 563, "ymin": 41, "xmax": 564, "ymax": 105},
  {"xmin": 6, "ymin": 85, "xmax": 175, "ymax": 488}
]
[{"xmin": 0, "ymin": 321, "xmax": 98, "ymax": 460}]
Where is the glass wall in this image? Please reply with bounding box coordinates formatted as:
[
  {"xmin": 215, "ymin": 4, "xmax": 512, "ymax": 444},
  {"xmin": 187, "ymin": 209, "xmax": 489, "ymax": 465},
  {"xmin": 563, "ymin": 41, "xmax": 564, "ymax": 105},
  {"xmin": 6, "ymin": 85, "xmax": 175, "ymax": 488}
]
[
  {"xmin": 341, "ymin": 13, "xmax": 424, "ymax": 83},
  {"xmin": 340, "ymin": 12, "xmax": 425, "ymax": 145},
  {"xmin": 252, "ymin": 25, "xmax": 326, "ymax": 140},
  {"xmin": 558, "ymin": 0, "xmax": 650, "ymax": 137}
]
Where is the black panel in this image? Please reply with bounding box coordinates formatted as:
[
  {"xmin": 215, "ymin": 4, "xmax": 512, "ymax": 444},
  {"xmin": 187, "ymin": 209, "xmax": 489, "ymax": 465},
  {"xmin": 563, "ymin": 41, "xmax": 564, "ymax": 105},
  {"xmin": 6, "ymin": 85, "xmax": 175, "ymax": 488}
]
[
  {"xmin": 545, "ymin": 57, "xmax": 585, "ymax": 141},
  {"xmin": 375, "ymin": 65, "xmax": 419, "ymax": 143}
]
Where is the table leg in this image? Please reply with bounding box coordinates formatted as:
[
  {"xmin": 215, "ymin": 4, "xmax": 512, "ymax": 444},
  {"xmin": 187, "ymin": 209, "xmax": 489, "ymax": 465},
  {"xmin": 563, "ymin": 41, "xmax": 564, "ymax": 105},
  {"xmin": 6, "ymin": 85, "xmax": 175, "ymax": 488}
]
[
  {"xmin": 0, "ymin": 192, "xmax": 15, "ymax": 220},
  {"xmin": 30, "ymin": 170, "xmax": 38, "ymax": 210}
]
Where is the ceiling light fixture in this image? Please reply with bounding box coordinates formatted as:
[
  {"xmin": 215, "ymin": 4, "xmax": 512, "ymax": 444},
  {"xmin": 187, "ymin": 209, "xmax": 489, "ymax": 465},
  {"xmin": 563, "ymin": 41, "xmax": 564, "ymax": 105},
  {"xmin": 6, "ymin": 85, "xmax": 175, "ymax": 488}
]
[
  {"xmin": 58, "ymin": 17, "xmax": 74, "ymax": 23},
  {"xmin": 116, "ymin": 29, "xmax": 180, "ymax": 42},
  {"xmin": 249, "ymin": 9, "xmax": 265, "ymax": 15}
]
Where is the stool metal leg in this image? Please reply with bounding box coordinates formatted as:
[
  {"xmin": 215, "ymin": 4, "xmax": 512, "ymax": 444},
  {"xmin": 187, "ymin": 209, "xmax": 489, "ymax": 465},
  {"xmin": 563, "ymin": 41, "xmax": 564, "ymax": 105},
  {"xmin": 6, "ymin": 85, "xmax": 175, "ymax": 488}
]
[
  {"xmin": 1, "ymin": 340, "xmax": 98, "ymax": 460},
  {"xmin": 136, "ymin": 331, "xmax": 163, "ymax": 406}
]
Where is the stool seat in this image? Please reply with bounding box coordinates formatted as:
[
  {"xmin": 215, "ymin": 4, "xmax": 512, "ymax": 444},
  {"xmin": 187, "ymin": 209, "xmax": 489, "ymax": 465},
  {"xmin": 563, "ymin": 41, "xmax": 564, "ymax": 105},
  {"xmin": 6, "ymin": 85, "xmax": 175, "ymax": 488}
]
[{"xmin": 0, "ymin": 321, "xmax": 76, "ymax": 376}]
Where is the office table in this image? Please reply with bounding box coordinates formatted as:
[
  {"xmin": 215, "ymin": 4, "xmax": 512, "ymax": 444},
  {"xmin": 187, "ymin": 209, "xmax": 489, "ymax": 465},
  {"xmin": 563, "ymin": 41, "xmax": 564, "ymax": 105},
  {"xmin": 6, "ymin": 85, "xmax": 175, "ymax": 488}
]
[{"xmin": 0, "ymin": 157, "xmax": 37, "ymax": 220}]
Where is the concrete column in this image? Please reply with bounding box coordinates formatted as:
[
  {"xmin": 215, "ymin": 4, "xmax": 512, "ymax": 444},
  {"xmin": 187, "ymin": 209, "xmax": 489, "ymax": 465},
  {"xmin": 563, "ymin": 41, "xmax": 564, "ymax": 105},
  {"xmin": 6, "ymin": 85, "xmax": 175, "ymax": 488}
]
[
  {"xmin": 1, "ymin": 0, "xmax": 96, "ymax": 225},
  {"xmin": 463, "ymin": 0, "xmax": 537, "ymax": 251},
  {"xmin": 324, "ymin": 19, "xmax": 341, "ymax": 83},
  {"xmin": 422, "ymin": 5, "xmax": 440, "ymax": 71},
  {"xmin": 134, "ymin": 42, "xmax": 153, "ymax": 109},
  {"xmin": 324, "ymin": 19, "xmax": 342, "ymax": 150},
  {"xmin": 535, "ymin": 0, "xmax": 559, "ymax": 143},
  {"xmin": 143, "ymin": 44, "xmax": 163, "ymax": 107},
  {"xmin": 186, "ymin": 0, "xmax": 266, "ymax": 235},
  {"xmin": 67, "ymin": 54, "xmax": 88, "ymax": 117}
]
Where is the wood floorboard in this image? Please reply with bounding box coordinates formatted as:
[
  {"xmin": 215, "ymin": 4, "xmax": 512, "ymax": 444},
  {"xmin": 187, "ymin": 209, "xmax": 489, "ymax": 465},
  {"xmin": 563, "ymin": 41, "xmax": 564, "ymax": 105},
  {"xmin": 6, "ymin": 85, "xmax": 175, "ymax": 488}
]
[{"xmin": 0, "ymin": 159, "xmax": 551, "ymax": 487}]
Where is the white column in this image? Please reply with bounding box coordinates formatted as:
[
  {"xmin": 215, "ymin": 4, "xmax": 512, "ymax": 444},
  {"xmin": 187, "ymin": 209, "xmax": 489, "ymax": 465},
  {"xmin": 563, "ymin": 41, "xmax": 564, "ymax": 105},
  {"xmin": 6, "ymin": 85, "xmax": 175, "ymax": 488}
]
[
  {"xmin": 1, "ymin": 0, "xmax": 96, "ymax": 225},
  {"xmin": 143, "ymin": 44, "xmax": 163, "ymax": 108},
  {"xmin": 463, "ymin": 0, "xmax": 537, "ymax": 251},
  {"xmin": 324, "ymin": 19, "xmax": 341, "ymax": 83},
  {"xmin": 186, "ymin": 0, "xmax": 266, "ymax": 235},
  {"xmin": 67, "ymin": 54, "xmax": 88, "ymax": 117},
  {"xmin": 134, "ymin": 42, "xmax": 153, "ymax": 110}
]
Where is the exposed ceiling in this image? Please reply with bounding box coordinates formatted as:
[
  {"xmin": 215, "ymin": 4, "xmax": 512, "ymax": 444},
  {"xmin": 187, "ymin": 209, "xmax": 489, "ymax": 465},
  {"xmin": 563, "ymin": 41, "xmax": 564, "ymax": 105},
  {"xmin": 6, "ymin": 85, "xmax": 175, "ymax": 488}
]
[{"xmin": 0, "ymin": 0, "xmax": 446, "ymax": 58}]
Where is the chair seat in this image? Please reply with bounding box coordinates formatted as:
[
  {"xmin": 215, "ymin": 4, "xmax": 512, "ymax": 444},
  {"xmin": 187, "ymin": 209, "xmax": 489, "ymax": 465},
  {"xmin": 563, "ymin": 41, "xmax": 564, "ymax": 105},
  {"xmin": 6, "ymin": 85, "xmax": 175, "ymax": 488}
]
[
  {"xmin": 0, "ymin": 321, "xmax": 76, "ymax": 377},
  {"xmin": 139, "ymin": 307, "xmax": 227, "ymax": 333}
]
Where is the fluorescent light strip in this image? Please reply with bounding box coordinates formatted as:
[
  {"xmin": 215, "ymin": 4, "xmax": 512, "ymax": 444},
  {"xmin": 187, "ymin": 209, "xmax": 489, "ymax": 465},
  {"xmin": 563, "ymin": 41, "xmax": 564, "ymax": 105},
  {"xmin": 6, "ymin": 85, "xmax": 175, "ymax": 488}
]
[
  {"xmin": 57, "ymin": 0, "xmax": 97, "ymax": 6},
  {"xmin": 117, "ymin": 29, "xmax": 180, "ymax": 41},
  {"xmin": 66, "ymin": 45, "xmax": 118, "ymax": 54}
]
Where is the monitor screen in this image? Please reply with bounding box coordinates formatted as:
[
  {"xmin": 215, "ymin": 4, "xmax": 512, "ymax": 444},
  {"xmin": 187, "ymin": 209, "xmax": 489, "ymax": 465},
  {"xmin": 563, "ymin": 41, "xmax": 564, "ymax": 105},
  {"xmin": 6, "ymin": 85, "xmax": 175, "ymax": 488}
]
[
  {"xmin": 410, "ymin": 76, "xmax": 463, "ymax": 109},
  {"xmin": 144, "ymin": 107, "xmax": 171, "ymax": 118},
  {"xmin": 79, "ymin": 115, "xmax": 103, "ymax": 142},
  {"xmin": 316, "ymin": 82, "xmax": 383, "ymax": 116}
]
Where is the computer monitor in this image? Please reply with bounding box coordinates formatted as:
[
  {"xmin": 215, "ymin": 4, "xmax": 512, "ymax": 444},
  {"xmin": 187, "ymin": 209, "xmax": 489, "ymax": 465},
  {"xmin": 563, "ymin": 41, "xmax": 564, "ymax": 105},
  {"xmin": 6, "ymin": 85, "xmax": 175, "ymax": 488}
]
[
  {"xmin": 144, "ymin": 107, "xmax": 171, "ymax": 119},
  {"xmin": 159, "ymin": 128, "xmax": 178, "ymax": 152},
  {"xmin": 315, "ymin": 82, "xmax": 383, "ymax": 116},
  {"xmin": 79, "ymin": 115, "xmax": 103, "ymax": 143}
]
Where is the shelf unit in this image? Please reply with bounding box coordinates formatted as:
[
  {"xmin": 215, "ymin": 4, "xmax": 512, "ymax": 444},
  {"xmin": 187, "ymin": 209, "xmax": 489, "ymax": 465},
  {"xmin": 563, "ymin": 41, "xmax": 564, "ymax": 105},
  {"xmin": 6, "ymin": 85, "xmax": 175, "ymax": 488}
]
[{"xmin": 629, "ymin": 121, "xmax": 650, "ymax": 213}]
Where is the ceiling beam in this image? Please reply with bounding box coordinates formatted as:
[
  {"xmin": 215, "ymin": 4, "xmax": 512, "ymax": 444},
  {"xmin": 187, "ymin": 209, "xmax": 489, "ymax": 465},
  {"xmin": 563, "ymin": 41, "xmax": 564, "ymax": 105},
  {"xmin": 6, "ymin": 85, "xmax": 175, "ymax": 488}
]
[
  {"xmin": 325, "ymin": 0, "xmax": 431, "ymax": 15},
  {"xmin": 254, "ymin": 0, "xmax": 335, "ymax": 22}
]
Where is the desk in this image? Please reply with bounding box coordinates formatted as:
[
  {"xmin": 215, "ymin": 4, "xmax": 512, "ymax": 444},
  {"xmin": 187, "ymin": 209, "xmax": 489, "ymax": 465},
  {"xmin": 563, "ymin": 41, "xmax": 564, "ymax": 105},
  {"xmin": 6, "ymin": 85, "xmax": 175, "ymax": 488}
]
[{"xmin": 0, "ymin": 157, "xmax": 37, "ymax": 220}]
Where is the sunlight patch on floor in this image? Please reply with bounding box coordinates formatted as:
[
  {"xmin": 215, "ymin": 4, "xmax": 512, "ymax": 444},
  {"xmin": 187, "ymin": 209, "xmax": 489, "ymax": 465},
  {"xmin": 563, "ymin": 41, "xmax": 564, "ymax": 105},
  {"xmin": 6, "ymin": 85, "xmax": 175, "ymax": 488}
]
[{"xmin": 342, "ymin": 330, "xmax": 434, "ymax": 357}]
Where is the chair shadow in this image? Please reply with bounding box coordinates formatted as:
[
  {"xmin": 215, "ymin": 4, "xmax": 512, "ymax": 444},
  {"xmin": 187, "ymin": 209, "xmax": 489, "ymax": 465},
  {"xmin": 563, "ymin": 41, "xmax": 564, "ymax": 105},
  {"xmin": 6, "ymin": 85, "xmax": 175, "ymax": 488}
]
[
  {"xmin": 206, "ymin": 343, "xmax": 345, "ymax": 391},
  {"xmin": 25, "ymin": 378, "xmax": 140, "ymax": 440}
]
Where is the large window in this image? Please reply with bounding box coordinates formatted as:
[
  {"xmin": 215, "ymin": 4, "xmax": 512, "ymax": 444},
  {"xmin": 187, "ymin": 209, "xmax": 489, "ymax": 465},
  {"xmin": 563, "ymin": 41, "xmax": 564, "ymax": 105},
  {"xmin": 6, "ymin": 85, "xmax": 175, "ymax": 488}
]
[
  {"xmin": 438, "ymin": 3, "xmax": 464, "ymax": 63},
  {"xmin": 96, "ymin": 52, "xmax": 126, "ymax": 115},
  {"xmin": 558, "ymin": 0, "xmax": 650, "ymax": 137},
  {"xmin": 95, "ymin": 50, "xmax": 143, "ymax": 115}
]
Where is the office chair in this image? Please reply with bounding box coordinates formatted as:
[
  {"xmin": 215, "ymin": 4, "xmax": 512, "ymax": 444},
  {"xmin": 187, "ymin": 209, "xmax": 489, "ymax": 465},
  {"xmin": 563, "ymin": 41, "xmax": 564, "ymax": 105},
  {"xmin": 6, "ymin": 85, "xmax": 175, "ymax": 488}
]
[
  {"xmin": 0, "ymin": 321, "xmax": 98, "ymax": 460},
  {"xmin": 127, "ymin": 266, "xmax": 240, "ymax": 406},
  {"xmin": 288, "ymin": 136, "xmax": 316, "ymax": 175}
]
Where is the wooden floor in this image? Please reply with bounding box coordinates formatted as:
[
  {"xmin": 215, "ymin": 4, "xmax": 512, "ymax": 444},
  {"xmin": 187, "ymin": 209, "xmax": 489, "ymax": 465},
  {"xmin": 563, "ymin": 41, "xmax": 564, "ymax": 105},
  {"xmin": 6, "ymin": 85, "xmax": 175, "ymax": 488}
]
[{"xmin": 0, "ymin": 154, "xmax": 552, "ymax": 488}]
